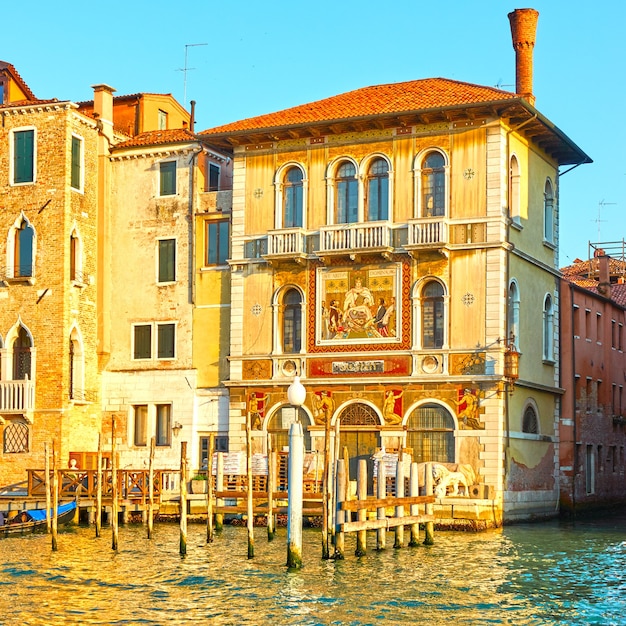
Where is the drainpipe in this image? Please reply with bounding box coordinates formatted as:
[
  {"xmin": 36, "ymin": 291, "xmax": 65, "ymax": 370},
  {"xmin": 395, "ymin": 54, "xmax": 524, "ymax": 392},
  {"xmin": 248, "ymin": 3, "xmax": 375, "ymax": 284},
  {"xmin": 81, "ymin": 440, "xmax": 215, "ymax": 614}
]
[{"xmin": 569, "ymin": 281, "xmax": 577, "ymax": 512}]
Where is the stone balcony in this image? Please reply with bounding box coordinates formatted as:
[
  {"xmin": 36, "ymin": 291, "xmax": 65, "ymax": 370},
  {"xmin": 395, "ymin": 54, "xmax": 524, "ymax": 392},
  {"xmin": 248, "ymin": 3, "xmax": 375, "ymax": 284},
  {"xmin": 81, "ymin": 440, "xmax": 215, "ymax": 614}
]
[{"xmin": 0, "ymin": 379, "xmax": 35, "ymax": 413}]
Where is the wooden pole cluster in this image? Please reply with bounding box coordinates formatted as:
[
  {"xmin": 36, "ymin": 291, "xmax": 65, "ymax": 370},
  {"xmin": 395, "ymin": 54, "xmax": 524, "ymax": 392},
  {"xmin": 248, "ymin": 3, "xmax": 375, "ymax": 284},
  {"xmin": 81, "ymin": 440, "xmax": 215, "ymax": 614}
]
[
  {"xmin": 147, "ymin": 437, "xmax": 155, "ymax": 539},
  {"xmin": 96, "ymin": 434, "xmax": 103, "ymax": 538},
  {"xmin": 334, "ymin": 455, "xmax": 436, "ymax": 558},
  {"xmin": 246, "ymin": 413, "xmax": 254, "ymax": 559},
  {"xmin": 267, "ymin": 436, "xmax": 275, "ymax": 542},
  {"xmin": 44, "ymin": 441, "xmax": 51, "ymax": 534},
  {"xmin": 51, "ymin": 441, "xmax": 58, "ymax": 551}
]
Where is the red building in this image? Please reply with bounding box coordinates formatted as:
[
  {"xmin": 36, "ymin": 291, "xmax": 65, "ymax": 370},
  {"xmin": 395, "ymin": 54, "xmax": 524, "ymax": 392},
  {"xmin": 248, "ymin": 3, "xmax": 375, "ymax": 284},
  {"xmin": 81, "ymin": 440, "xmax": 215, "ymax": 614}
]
[{"xmin": 560, "ymin": 244, "xmax": 626, "ymax": 513}]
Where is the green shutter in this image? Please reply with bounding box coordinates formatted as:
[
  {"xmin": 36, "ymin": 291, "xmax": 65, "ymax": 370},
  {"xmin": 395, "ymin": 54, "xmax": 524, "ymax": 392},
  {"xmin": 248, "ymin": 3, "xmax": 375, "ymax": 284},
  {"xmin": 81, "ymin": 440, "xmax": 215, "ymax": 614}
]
[
  {"xmin": 160, "ymin": 161, "xmax": 176, "ymax": 196},
  {"xmin": 14, "ymin": 130, "xmax": 34, "ymax": 183},
  {"xmin": 157, "ymin": 324, "xmax": 175, "ymax": 359},
  {"xmin": 158, "ymin": 239, "xmax": 175, "ymax": 282},
  {"xmin": 71, "ymin": 136, "xmax": 81, "ymax": 189}
]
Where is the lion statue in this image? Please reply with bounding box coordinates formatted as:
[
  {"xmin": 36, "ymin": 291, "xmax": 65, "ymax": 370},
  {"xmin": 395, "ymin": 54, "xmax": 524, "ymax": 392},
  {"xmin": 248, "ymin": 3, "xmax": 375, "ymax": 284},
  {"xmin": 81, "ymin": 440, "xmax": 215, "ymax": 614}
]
[{"xmin": 432, "ymin": 463, "xmax": 474, "ymax": 498}]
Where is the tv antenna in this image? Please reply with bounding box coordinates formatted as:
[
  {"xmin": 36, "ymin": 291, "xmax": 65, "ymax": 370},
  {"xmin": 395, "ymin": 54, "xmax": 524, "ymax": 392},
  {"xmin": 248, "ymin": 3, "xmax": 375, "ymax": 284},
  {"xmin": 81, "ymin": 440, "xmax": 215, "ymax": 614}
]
[
  {"xmin": 594, "ymin": 199, "xmax": 617, "ymax": 241},
  {"xmin": 177, "ymin": 43, "xmax": 207, "ymax": 105}
]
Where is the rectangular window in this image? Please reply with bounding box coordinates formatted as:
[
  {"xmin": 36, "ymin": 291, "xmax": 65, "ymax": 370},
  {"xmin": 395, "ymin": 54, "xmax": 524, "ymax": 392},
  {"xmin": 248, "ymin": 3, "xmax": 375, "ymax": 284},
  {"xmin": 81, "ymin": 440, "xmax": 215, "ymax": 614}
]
[
  {"xmin": 159, "ymin": 161, "xmax": 176, "ymax": 196},
  {"xmin": 158, "ymin": 109, "xmax": 168, "ymax": 130},
  {"xmin": 13, "ymin": 129, "xmax": 35, "ymax": 184},
  {"xmin": 205, "ymin": 219, "xmax": 230, "ymax": 266},
  {"xmin": 157, "ymin": 323, "xmax": 175, "ymax": 359},
  {"xmin": 158, "ymin": 238, "xmax": 176, "ymax": 283},
  {"xmin": 596, "ymin": 313, "xmax": 602, "ymax": 344},
  {"xmin": 71, "ymin": 135, "xmax": 82, "ymax": 190},
  {"xmin": 612, "ymin": 319, "xmax": 617, "ymax": 348},
  {"xmin": 208, "ymin": 162, "xmax": 220, "ymax": 191},
  {"xmin": 133, "ymin": 324, "xmax": 152, "ymax": 359},
  {"xmin": 620, "ymin": 323, "xmax": 624, "ymax": 351},
  {"xmin": 573, "ymin": 306, "xmax": 580, "ymax": 338},
  {"xmin": 199, "ymin": 435, "xmax": 229, "ymax": 468},
  {"xmin": 156, "ymin": 404, "xmax": 172, "ymax": 446},
  {"xmin": 585, "ymin": 310, "xmax": 591, "ymax": 340},
  {"xmin": 134, "ymin": 405, "xmax": 148, "ymax": 446}
]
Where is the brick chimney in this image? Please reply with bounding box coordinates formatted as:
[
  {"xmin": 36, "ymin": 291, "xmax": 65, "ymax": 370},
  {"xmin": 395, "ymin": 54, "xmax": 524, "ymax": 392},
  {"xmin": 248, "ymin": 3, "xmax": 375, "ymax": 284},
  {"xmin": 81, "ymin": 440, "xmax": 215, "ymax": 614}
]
[
  {"xmin": 597, "ymin": 253, "xmax": 612, "ymax": 299},
  {"xmin": 91, "ymin": 83, "xmax": 116, "ymax": 141},
  {"xmin": 508, "ymin": 8, "xmax": 539, "ymax": 106}
]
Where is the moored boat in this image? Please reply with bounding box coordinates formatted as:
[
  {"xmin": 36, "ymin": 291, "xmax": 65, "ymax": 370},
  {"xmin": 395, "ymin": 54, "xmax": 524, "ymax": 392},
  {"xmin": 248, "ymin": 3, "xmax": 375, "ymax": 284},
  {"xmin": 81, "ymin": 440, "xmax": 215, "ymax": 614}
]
[{"xmin": 0, "ymin": 501, "xmax": 77, "ymax": 537}]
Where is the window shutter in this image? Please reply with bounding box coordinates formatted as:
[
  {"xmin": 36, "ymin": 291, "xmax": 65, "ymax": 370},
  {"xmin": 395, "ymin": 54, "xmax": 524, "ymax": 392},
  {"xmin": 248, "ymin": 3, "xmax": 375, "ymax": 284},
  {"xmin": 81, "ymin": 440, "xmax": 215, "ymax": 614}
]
[{"xmin": 14, "ymin": 130, "xmax": 34, "ymax": 183}]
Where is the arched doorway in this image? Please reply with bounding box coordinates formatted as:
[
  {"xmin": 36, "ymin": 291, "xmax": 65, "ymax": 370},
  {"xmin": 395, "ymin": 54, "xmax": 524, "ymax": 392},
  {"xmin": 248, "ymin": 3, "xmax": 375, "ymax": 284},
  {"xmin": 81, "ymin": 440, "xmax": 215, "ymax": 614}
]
[
  {"xmin": 267, "ymin": 406, "xmax": 311, "ymax": 452},
  {"xmin": 406, "ymin": 403, "xmax": 455, "ymax": 463},
  {"xmin": 337, "ymin": 402, "xmax": 381, "ymax": 492}
]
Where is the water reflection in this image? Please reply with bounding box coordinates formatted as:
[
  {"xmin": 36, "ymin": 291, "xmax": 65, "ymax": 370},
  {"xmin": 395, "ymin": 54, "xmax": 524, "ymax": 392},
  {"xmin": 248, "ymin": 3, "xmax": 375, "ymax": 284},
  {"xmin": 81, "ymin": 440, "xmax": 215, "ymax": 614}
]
[{"xmin": 0, "ymin": 512, "xmax": 625, "ymax": 625}]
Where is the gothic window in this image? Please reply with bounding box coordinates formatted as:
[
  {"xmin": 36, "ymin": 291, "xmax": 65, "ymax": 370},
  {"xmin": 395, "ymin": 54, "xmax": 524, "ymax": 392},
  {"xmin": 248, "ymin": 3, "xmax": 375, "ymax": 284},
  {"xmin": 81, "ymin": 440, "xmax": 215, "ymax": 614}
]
[
  {"xmin": 406, "ymin": 404, "xmax": 455, "ymax": 463},
  {"xmin": 421, "ymin": 281, "xmax": 445, "ymax": 348},
  {"xmin": 335, "ymin": 161, "xmax": 358, "ymax": 224},
  {"xmin": 283, "ymin": 167, "xmax": 304, "ymax": 228},
  {"xmin": 508, "ymin": 280, "xmax": 520, "ymax": 349},
  {"xmin": 282, "ymin": 289, "xmax": 302, "ymax": 353},
  {"xmin": 544, "ymin": 179, "xmax": 554, "ymax": 244},
  {"xmin": 14, "ymin": 219, "xmax": 34, "ymax": 277},
  {"xmin": 543, "ymin": 293, "xmax": 554, "ymax": 361},
  {"xmin": 421, "ymin": 152, "xmax": 446, "ymax": 217},
  {"xmin": 365, "ymin": 158, "xmax": 389, "ymax": 221},
  {"xmin": 522, "ymin": 405, "xmax": 539, "ymax": 434},
  {"xmin": 13, "ymin": 326, "xmax": 32, "ymax": 380}
]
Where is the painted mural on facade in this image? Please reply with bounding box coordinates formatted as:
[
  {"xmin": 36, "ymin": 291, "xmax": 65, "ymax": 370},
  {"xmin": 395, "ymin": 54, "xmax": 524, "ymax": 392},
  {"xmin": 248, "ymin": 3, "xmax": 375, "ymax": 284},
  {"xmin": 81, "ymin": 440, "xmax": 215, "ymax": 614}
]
[{"xmin": 316, "ymin": 264, "xmax": 400, "ymax": 344}]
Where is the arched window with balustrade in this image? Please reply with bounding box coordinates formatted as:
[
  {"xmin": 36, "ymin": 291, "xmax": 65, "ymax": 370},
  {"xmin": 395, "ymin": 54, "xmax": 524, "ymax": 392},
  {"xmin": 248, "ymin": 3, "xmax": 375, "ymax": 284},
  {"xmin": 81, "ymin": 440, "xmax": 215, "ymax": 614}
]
[{"xmin": 406, "ymin": 403, "xmax": 455, "ymax": 463}]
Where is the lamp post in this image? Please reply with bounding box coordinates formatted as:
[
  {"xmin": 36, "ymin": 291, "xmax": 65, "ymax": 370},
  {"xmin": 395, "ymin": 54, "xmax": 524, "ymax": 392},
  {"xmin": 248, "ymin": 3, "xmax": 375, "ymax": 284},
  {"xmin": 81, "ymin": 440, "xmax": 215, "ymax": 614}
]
[{"xmin": 286, "ymin": 376, "xmax": 306, "ymax": 568}]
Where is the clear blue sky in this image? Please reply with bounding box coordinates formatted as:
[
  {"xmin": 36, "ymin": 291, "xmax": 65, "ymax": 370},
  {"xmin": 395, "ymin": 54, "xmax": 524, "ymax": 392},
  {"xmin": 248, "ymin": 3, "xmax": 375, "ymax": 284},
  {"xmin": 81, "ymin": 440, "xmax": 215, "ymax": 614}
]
[{"xmin": 4, "ymin": 1, "xmax": 624, "ymax": 266}]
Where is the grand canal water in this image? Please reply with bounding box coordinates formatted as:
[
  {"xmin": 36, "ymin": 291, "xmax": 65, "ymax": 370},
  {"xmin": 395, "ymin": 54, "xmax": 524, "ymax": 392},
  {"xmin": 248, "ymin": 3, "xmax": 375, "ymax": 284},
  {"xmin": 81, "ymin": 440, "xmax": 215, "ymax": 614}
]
[{"xmin": 0, "ymin": 511, "xmax": 625, "ymax": 625}]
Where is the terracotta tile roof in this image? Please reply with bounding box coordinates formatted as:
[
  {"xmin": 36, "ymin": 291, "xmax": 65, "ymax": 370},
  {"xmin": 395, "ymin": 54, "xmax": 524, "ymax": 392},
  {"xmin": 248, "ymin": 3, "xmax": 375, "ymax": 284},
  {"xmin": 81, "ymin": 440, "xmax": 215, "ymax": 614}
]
[
  {"xmin": 562, "ymin": 257, "xmax": 626, "ymax": 307},
  {"xmin": 561, "ymin": 257, "xmax": 626, "ymax": 279},
  {"xmin": 112, "ymin": 128, "xmax": 197, "ymax": 150},
  {"xmin": 0, "ymin": 61, "xmax": 36, "ymax": 101},
  {"xmin": 200, "ymin": 78, "xmax": 516, "ymax": 135}
]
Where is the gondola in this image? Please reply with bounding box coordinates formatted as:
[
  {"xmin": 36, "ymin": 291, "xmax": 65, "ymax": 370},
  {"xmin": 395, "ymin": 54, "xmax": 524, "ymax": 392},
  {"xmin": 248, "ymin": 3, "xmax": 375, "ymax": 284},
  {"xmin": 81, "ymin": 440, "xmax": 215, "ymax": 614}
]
[{"xmin": 0, "ymin": 501, "xmax": 77, "ymax": 537}]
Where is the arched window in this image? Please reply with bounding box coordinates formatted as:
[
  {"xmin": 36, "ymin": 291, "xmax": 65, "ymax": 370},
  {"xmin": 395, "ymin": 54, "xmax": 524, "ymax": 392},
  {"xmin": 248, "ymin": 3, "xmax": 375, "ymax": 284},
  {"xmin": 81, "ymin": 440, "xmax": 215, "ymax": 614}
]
[
  {"xmin": 13, "ymin": 326, "xmax": 32, "ymax": 380},
  {"xmin": 70, "ymin": 228, "xmax": 83, "ymax": 283},
  {"xmin": 14, "ymin": 219, "xmax": 34, "ymax": 277},
  {"xmin": 267, "ymin": 407, "xmax": 311, "ymax": 451},
  {"xmin": 508, "ymin": 280, "xmax": 520, "ymax": 350},
  {"xmin": 283, "ymin": 167, "xmax": 303, "ymax": 228},
  {"xmin": 522, "ymin": 405, "xmax": 539, "ymax": 434},
  {"xmin": 422, "ymin": 281, "xmax": 445, "ymax": 348},
  {"xmin": 509, "ymin": 155, "xmax": 520, "ymax": 223},
  {"xmin": 406, "ymin": 404, "xmax": 455, "ymax": 463},
  {"xmin": 543, "ymin": 294, "xmax": 554, "ymax": 361},
  {"xmin": 335, "ymin": 161, "xmax": 358, "ymax": 224},
  {"xmin": 421, "ymin": 152, "xmax": 446, "ymax": 217},
  {"xmin": 282, "ymin": 289, "xmax": 302, "ymax": 353},
  {"xmin": 544, "ymin": 179, "xmax": 554, "ymax": 243},
  {"xmin": 365, "ymin": 158, "xmax": 389, "ymax": 221}
]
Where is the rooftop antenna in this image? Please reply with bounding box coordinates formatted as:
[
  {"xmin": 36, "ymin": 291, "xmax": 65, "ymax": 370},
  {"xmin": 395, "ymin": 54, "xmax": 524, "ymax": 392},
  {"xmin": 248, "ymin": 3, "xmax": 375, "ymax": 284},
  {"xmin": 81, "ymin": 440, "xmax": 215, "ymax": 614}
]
[
  {"xmin": 177, "ymin": 43, "xmax": 207, "ymax": 106},
  {"xmin": 594, "ymin": 199, "xmax": 617, "ymax": 241}
]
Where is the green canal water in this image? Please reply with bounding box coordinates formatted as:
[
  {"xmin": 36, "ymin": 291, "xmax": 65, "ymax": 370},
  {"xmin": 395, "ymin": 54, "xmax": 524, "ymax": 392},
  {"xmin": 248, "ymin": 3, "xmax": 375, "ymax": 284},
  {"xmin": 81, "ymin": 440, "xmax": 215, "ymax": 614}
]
[{"xmin": 0, "ymin": 511, "xmax": 625, "ymax": 625}]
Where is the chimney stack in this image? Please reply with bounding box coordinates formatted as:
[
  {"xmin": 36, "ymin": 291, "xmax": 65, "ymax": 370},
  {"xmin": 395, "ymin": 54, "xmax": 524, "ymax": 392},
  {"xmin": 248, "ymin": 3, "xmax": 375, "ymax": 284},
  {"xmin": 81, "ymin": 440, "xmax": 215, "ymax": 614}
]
[
  {"xmin": 508, "ymin": 8, "xmax": 539, "ymax": 106},
  {"xmin": 596, "ymin": 253, "xmax": 612, "ymax": 299}
]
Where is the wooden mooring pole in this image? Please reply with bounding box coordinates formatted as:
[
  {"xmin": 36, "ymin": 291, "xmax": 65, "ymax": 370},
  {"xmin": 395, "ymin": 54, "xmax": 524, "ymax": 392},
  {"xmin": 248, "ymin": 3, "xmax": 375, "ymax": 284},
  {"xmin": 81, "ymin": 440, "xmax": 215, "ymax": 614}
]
[
  {"xmin": 321, "ymin": 412, "xmax": 331, "ymax": 559},
  {"xmin": 376, "ymin": 458, "xmax": 386, "ymax": 550},
  {"xmin": 286, "ymin": 422, "xmax": 304, "ymax": 569},
  {"xmin": 51, "ymin": 441, "xmax": 58, "ymax": 551},
  {"xmin": 147, "ymin": 437, "xmax": 155, "ymax": 539},
  {"xmin": 333, "ymin": 458, "xmax": 346, "ymax": 560},
  {"xmin": 408, "ymin": 462, "xmax": 420, "ymax": 547},
  {"xmin": 246, "ymin": 412, "xmax": 254, "ymax": 559},
  {"xmin": 180, "ymin": 441, "xmax": 188, "ymax": 556},
  {"xmin": 394, "ymin": 457, "xmax": 405, "ymax": 549},
  {"xmin": 111, "ymin": 418, "xmax": 119, "ymax": 551},
  {"xmin": 424, "ymin": 462, "xmax": 435, "ymax": 546},
  {"xmin": 267, "ymin": 434, "xmax": 275, "ymax": 542},
  {"xmin": 206, "ymin": 434, "xmax": 215, "ymax": 544},
  {"xmin": 96, "ymin": 434, "xmax": 102, "ymax": 537},
  {"xmin": 44, "ymin": 442, "xmax": 51, "ymax": 534},
  {"xmin": 355, "ymin": 459, "xmax": 367, "ymax": 556},
  {"xmin": 215, "ymin": 452, "xmax": 224, "ymax": 532}
]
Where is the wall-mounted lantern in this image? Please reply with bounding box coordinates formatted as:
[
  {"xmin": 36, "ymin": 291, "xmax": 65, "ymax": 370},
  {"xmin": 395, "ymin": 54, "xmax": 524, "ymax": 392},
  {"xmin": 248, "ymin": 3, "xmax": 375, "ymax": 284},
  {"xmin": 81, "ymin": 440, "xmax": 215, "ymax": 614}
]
[{"xmin": 172, "ymin": 421, "xmax": 183, "ymax": 438}]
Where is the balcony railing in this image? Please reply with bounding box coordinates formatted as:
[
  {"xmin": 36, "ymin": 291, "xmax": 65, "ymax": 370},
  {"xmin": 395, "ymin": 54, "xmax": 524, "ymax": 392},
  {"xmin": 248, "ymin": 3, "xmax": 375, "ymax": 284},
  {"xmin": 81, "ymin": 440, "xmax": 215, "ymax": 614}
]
[
  {"xmin": 319, "ymin": 221, "xmax": 392, "ymax": 255},
  {"xmin": 0, "ymin": 379, "xmax": 35, "ymax": 413},
  {"xmin": 266, "ymin": 228, "xmax": 307, "ymax": 256},
  {"xmin": 406, "ymin": 218, "xmax": 448, "ymax": 247}
]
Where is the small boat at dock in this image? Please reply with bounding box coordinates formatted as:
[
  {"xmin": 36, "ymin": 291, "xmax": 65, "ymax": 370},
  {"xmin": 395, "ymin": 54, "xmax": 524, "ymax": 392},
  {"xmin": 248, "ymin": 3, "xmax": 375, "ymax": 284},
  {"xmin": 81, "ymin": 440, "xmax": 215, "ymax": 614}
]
[{"xmin": 0, "ymin": 501, "xmax": 77, "ymax": 537}]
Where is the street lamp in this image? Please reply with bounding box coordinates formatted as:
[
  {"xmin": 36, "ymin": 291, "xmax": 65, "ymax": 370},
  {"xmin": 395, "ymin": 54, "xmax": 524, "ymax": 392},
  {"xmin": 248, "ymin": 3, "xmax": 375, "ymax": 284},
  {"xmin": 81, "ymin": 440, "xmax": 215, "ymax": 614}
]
[{"xmin": 287, "ymin": 376, "xmax": 306, "ymax": 408}]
